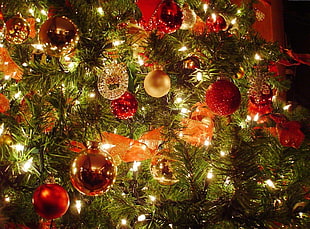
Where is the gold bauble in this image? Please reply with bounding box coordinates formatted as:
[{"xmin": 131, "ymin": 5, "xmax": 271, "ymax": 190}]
[
  {"xmin": 236, "ymin": 66, "xmax": 245, "ymax": 79},
  {"xmin": 144, "ymin": 70, "xmax": 171, "ymax": 98},
  {"xmin": 39, "ymin": 16, "xmax": 79, "ymax": 57},
  {"xmin": 0, "ymin": 134, "xmax": 13, "ymax": 145},
  {"xmin": 5, "ymin": 15, "xmax": 30, "ymax": 44},
  {"xmin": 150, "ymin": 153, "xmax": 178, "ymax": 185},
  {"xmin": 70, "ymin": 141, "xmax": 117, "ymax": 196}
]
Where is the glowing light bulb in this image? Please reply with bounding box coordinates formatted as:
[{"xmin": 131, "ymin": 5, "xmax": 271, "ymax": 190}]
[
  {"xmin": 203, "ymin": 4, "xmax": 208, "ymax": 13},
  {"xmin": 180, "ymin": 108, "xmax": 190, "ymax": 115},
  {"xmin": 131, "ymin": 161, "xmax": 141, "ymax": 172},
  {"xmin": 253, "ymin": 113, "xmax": 259, "ymax": 122},
  {"xmin": 204, "ymin": 139, "xmax": 211, "ymax": 147},
  {"xmin": 40, "ymin": 10, "xmax": 47, "ymax": 16},
  {"xmin": 149, "ymin": 195, "xmax": 156, "ymax": 202},
  {"xmin": 76, "ymin": 200, "xmax": 82, "ymax": 214},
  {"xmin": 112, "ymin": 40, "xmax": 124, "ymax": 46},
  {"xmin": 29, "ymin": 8, "xmax": 34, "ymax": 15},
  {"xmin": 178, "ymin": 46, "xmax": 187, "ymax": 52},
  {"xmin": 211, "ymin": 13, "xmax": 217, "ymax": 22},
  {"xmin": 32, "ymin": 44, "xmax": 44, "ymax": 50},
  {"xmin": 100, "ymin": 143, "xmax": 115, "ymax": 150},
  {"xmin": 5, "ymin": 196, "xmax": 10, "ymax": 202},
  {"xmin": 89, "ymin": 92, "xmax": 96, "ymax": 98},
  {"xmin": 137, "ymin": 214, "xmax": 146, "ymax": 222},
  {"xmin": 207, "ymin": 170, "xmax": 214, "ymax": 179},
  {"xmin": 175, "ymin": 97, "xmax": 183, "ymax": 103},
  {"xmin": 265, "ymin": 179, "xmax": 276, "ymax": 189},
  {"xmin": 196, "ymin": 72, "xmax": 203, "ymax": 81},
  {"xmin": 231, "ymin": 18, "xmax": 237, "ymax": 25},
  {"xmin": 220, "ymin": 151, "xmax": 227, "ymax": 157},
  {"xmin": 97, "ymin": 7, "xmax": 104, "ymax": 15},
  {"xmin": 246, "ymin": 115, "xmax": 252, "ymax": 122},
  {"xmin": 254, "ymin": 53, "xmax": 262, "ymax": 60},
  {"xmin": 0, "ymin": 123, "xmax": 5, "ymax": 135},
  {"xmin": 121, "ymin": 219, "xmax": 127, "ymax": 225},
  {"xmin": 12, "ymin": 143, "xmax": 25, "ymax": 152},
  {"xmin": 22, "ymin": 157, "xmax": 33, "ymax": 172},
  {"xmin": 283, "ymin": 104, "xmax": 291, "ymax": 111},
  {"xmin": 137, "ymin": 56, "xmax": 144, "ymax": 66}
]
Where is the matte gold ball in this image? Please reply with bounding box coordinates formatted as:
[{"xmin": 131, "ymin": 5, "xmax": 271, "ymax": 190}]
[{"xmin": 144, "ymin": 70, "xmax": 171, "ymax": 98}]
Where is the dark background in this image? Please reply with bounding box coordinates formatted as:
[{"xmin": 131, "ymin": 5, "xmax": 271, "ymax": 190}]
[{"xmin": 283, "ymin": 0, "xmax": 310, "ymax": 109}]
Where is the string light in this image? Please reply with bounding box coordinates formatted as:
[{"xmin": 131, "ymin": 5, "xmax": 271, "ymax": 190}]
[
  {"xmin": 29, "ymin": 8, "xmax": 35, "ymax": 15},
  {"xmin": 131, "ymin": 161, "xmax": 141, "ymax": 172},
  {"xmin": 283, "ymin": 104, "xmax": 291, "ymax": 111},
  {"xmin": 89, "ymin": 92, "xmax": 96, "ymax": 98},
  {"xmin": 196, "ymin": 72, "xmax": 202, "ymax": 81},
  {"xmin": 220, "ymin": 150, "xmax": 227, "ymax": 157},
  {"xmin": 100, "ymin": 143, "xmax": 115, "ymax": 151},
  {"xmin": 0, "ymin": 123, "xmax": 4, "ymax": 135},
  {"xmin": 175, "ymin": 97, "xmax": 183, "ymax": 103},
  {"xmin": 254, "ymin": 53, "xmax": 262, "ymax": 60},
  {"xmin": 231, "ymin": 18, "xmax": 237, "ymax": 25},
  {"xmin": 149, "ymin": 195, "xmax": 156, "ymax": 202},
  {"xmin": 14, "ymin": 91, "xmax": 22, "ymax": 99},
  {"xmin": 40, "ymin": 9, "xmax": 47, "ymax": 16},
  {"xmin": 137, "ymin": 214, "xmax": 146, "ymax": 222},
  {"xmin": 207, "ymin": 169, "xmax": 214, "ymax": 179},
  {"xmin": 112, "ymin": 40, "xmax": 124, "ymax": 46},
  {"xmin": 4, "ymin": 75, "xmax": 11, "ymax": 80},
  {"xmin": 246, "ymin": 115, "xmax": 252, "ymax": 122},
  {"xmin": 22, "ymin": 157, "xmax": 33, "ymax": 172},
  {"xmin": 265, "ymin": 179, "xmax": 276, "ymax": 189},
  {"xmin": 137, "ymin": 56, "xmax": 144, "ymax": 66},
  {"xmin": 36, "ymin": 18, "xmax": 41, "ymax": 23},
  {"xmin": 11, "ymin": 143, "xmax": 25, "ymax": 152},
  {"xmin": 204, "ymin": 139, "xmax": 211, "ymax": 147},
  {"xmin": 32, "ymin": 44, "xmax": 44, "ymax": 50},
  {"xmin": 76, "ymin": 200, "xmax": 82, "ymax": 214},
  {"xmin": 97, "ymin": 7, "xmax": 104, "ymax": 15},
  {"xmin": 178, "ymin": 46, "xmax": 187, "ymax": 52},
  {"xmin": 237, "ymin": 9, "xmax": 242, "ymax": 14},
  {"xmin": 4, "ymin": 196, "xmax": 10, "ymax": 202},
  {"xmin": 180, "ymin": 108, "xmax": 190, "ymax": 115},
  {"xmin": 203, "ymin": 4, "xmax": 208, "ymax": 13},
  {"xmin": 121, "ymin": 219, "xmax": 127, "ymax": 225},
  {"xmin": 211, "ymin": 13, "xmax": 217, "ymax": 22},
  {"xmin": 253, "ymin": 113, "xmax": 259, "ymax": 122}
]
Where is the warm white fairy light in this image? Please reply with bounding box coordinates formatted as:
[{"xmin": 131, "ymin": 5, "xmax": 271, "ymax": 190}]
[
  {"xmin": 180, "ymin": 108, "xmax": 190, "ymax": 115},
  {"xmin": 253, "ymin": 113, "xmax": 259, "ymax": 122},
  {"xmin": 149, "ymin": 195, "xmax": 156, "ymax": 202},
  {"xmin": 175, "ymin": 97, "xmax": 183, "ymax": 103},
  {"xmin": 64, "ymin": 56, "xmax": 71, "ymax": 61},
  {"xmin": 179, "ymin": 132, "xmax": 183, "ymax": 138},
  {"xmin": 121, "ymin": 219, "xmax": 127, "ymax": 225},
  {"xmin": 137, "ymin": 214, "xmax": 146, "ymax": 222},
  {"xmin": 0, "ymin": 123, "xmax": 5, "ymax": 136},
  {"xmin": 272, "ymin": 95, "xmax": 277, "ymax": 102},
  {"xmin": 196, "ymin": 72, "xmax": 203, "ymax": 81},
  {"xmin": 137, "ymin": 56, "xmax": 144, "ymax": 66},
  {"xmin": 89, "ymin": 92, "xmax": 96, "ymax": 98},
  {"xmin": 203, "ymin": 4, "xmax": 208, "ymax": 13},
  {"xmin": 14, "ymin": 91, "xmax": 22, "ymax": 99},
  {"xmin": 211, "ymin": 13, "xmax": 217, "ymax": 22},
  {"xmin": 207, "ymin": 169, "xmax": 214, "ymax": 179},
  {"xmin": 12, "ymin": 143, "xmax": 25, "ymax": 152},
  {"xmin": 36, "ymin": 18, "xmax": 41, "ymax": 22},
  {"xmin": 5, "ymin": 196, "xmax": 10, "ymax": 202},
  {"xmin": 283, "ymin": 104, "xmax": 291, "ymax": 111},
  {"xmin": 178, "ymin": 46, "xmax": 187, "ymax": 52},
  {"xmin": 220, "ymin": 150, "xmax": 227, "ymax": 157},
  {"xmin": 76, "ymin": 200, "xmax": 82, "ymax": 214},
  {"xmin": 22, "ymin": 62, "xmax": 28, "ymax": 67},
  {"xmin": 112, "ymin": 40, "xmax": 124, "ymax": 46},
  {"xmin": 29, "ymin": 8, "xmax": 35, "ymax": 15},
  {"xmin": 4, "ymin": 75, "xmax": 11, "ymax": 80},
  {"xmin": 237, "ymin": 9, "xmax": 242, "ymax": 14},
  {"xmin": 22, "ymin": 157, "xmax": 33, "ymax": 172},
  {"xmin": 204, "ymin": 139, "xmax": 211, "ymax": 147},
  {"xmin": 131, "ymin": 161, "xmax": 141, "ymax": 172},
  {"xmin": 97, "ymin": 7, "xmax": 104, "ymax": 15},
  {"xmin": 231, "ymin": 18, "xmax": 237, "ymax": 25},
  {"xmin": 32, "ymin": 43, "xmax": 44, "ymax": 50},
  {"xmin": 254, "ymin": 53, "xmax": 262, "ymax": 60},
  {"xmin": 265, "ymin": 179, "xmax": 276, "ymax": 189},
  {"xmin": 40, "ymin": 9, "xmax": 47, "ymax": 16},
  {"xmin": 100, "ymin": 143, "xmax": 115, "ymax": 151},
  {"xmin": 246, "ymin": 115, "xmax": 252, "ymax": 122}
]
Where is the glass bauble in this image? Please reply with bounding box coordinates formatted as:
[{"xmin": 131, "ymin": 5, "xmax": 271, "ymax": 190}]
[
  {"xmin": 97, "ymin": 63, "xmax": 128, "ymax": 100},
  {"xmin": 150, "ymin": 153, "xmax": 179, "ymax": 185},
  {"xmin": 39, "ymin": 16, "xmax": 79, "ymax": 57},
  {"xmin": 206, "ymin": 14, "xmax": 227, "ymax": 33},
  {"xmin": 5, "ymin": 15, "xmax": 30, "ymax": 44},
  {"xmin": 70, "ymin": 141, "xmax": 117, "ymax": 196},
  {"xmin": 180, "ymin": 4, "xmax": 196, "ymax": 30},
  {"xmin": 32, "ymin": 184, "xmax": 70, "ymax": 219},
  {"xmin": 249, "ymin": 83, "xmax": 272, "ymax": 106}
]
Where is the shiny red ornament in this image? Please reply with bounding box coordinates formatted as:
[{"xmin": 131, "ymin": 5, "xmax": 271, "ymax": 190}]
[
  {"xmin": 206, "ymin": 14, "xmax": 227, "ymax": 33},
  {"xmin": 155, "ymin": 0, "xmax": 183, "ymax": 34},
  {"xmin": 32, "ymin": 184, "xmax": 70, "ymax": 219},
  {"xmin": 205, "ymin": 80, "xmax": 241, "ymax": 116},
  {"xmin": 70, "ymin": 141, "xmax": 117, "ymax": 196},
  {"xmin": 111, "ymin": 91, "xmax": 138, "ymax": 119}
]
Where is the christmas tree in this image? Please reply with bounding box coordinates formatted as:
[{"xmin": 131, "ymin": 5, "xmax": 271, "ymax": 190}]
[{"xmin": 0, "ymin": 0, "xmax": 309, "ymax": 228}]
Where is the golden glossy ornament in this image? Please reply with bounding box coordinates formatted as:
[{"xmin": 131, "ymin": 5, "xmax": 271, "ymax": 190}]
[
  {"xmin": 0, "ymin": 134, "xmax": 13, "ymax": 145},
  {"xmin": 39, "ymin": 16, "xmax": 79, "ymax": 57},
  {"xmin": 236, "ymin": 66, "xmax": 245, "ymax": 79},
  {"xmin": 150, "ymin": 153, "xmax": 178, "ymax": 185},
  {"xmin": 144, "ymin": 70, "xmax": 171, "ymax": 98},
  {"xmin": 5, "ymin": 15, "xmax": 30, "ymax": 44},
  {"xmin": 70, "ymin": 141, "xmax": 117, "ymax": 196}
]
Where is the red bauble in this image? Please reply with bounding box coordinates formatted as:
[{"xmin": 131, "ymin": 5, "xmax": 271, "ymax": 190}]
[
  {"xmin": 205, "ymin": 80, "xmax": 241, "ymax": 116},
  {"xmin": 206, "ymin": 14, "xmax": 227, "ymax": 33},
  {"xmin": 155, "ymin": 0, "xmax": 183, "ymax": 34},
  {"xmin": 111, "ymin": 91, "xmax": 138, "ymax": 119},
  {"xmin": 32, "ymin": 184, "xmax": 70, "ymax": 219},
  {"xmin": 70, "ymin": 141, "xmax": 117, "ymax": 196}
]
